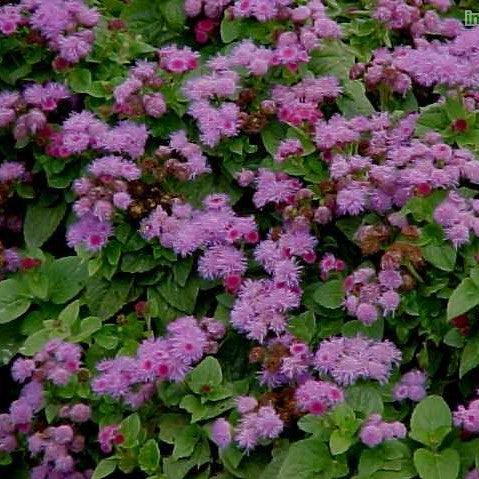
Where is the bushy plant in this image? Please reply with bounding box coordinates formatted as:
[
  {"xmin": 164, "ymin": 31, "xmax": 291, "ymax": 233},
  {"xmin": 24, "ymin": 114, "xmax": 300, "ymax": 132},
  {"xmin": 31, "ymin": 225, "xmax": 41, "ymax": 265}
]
[{"xmin": 0, "ymin": 0, "xmax": 478, "ymax": 478}]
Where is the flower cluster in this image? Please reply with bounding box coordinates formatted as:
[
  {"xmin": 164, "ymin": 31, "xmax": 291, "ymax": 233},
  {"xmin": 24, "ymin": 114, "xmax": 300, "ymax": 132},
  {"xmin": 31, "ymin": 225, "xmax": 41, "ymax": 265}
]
[
  {"xmin": 67, "ymin": 155, "xmax": 141, "ymax": 251},
  {"xmin": 113, "ymin": 61, "xmax": 166, "ymax": 118},
  {"xmin": 319, "ymin": 253, "xmax": 345, "ymax": 280},
  {"xmin": 393, "ymin": 370, "xmax": 427, "ymax": 402},
  {"xmin": 360, "ymin": 414, "xmax": 407, "ymax": 447},
  {"xmin": 92, "ymin": 316, "xmax": 225, "ymax": 407},
  {"xmin": 212, "ymin": 397, "xmax": 284, "ymax": 450},
  {"xmin": 373, "ymin": 0, "xmax": 462, "ymax": 38},
  {"xmin": 28, "ymin": 424, "xmax": 90, "ymax": 479},
  {"xmin": 271, "ymin": 76, "xmax": 341, "ymax": 126},
  {"xmin": 454, "ymin": 394, "xmax": 479, "ymax": 433},
  {"xmin": 158, "ymin": 45, "xmax": 200, "ymax": 74},
  {"xmin": 434, "ymin": 191, "xmax": 479, "ymax": 248},
  {"xmin": 0, "ymin": 0, "xmax": 99, "ymax": 65},
  {"xmin": 156, "ymin": 129, "xmax": 211, "ymax": 179},
  {"xmin": 47, "ymin": 111, "xmax": 149, "ymax": 159},
  {"xmin": 344, "ymin": 266, "xmax": 402, "ymax": 325},
  {"xmin": 274, "ymin": 138, "xmax": 303, "ymax": 163},
  {"xmin": 0, "ymin": 340, "xmax": 82, "ymax": 457},
  {"xmin": 315, "ymin": 113, "xmax": 479, "ymax": 218},
  {"xmin": 357, "ymin": 27, "xmax": 479, "ymax": 94},
  {"xmin": 251, "ymin": 336, "xmax": 313, "ymax": 387},
  {"xmin": 141, "ymin": 193, "xmax": 257, "ymax": 289},
  {"xmin": 98, "ymin": 424, "xmax": 124, "ymax": 453},
  {"xmin": 295, "ymin": 379, "xmax": 344, "ymax": 415},
  {"xmin": 0, "ymin": 83, "xmax": 69, "ymax": 140},
  {"xmin": 315, "ymin": 336, "xmax": 402, "ymax": 385}
]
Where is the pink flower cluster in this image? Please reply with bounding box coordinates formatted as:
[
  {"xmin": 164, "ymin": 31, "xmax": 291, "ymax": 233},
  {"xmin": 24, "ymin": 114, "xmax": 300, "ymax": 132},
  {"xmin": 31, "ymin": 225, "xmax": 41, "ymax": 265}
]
[
  {"xmin": 360, "ymin": 414, "xmax": 407, "ymax": 447},
  {"xmin": 259, "ymin": 336, "xmax": 313, "ymax": 387},
  {"xmin": 434, "ymin": 191, "xmax": 479, "ymax": 248},
  {"xmin": 182, "ymin": 69, "xmax": 240, "ymax": 146},
  {"xmin": 28, "ymin": 423, "xmax": 90, "ymax": 479},
  {"xmin": 67, "ymin": 155, "xmax": 141, "ymax": 251},
  {"xmin": 392, "ymin": 369, "xmax": 427, "ymax": 402},
  {"xmin": 156, "ymin": 129, "xmax": 211, "ymax": 179},
  {"xmin": 98, "ymin": 424, "xmax": 124, "ymax": 453},
  {"xmin": 454, "ymin": 393, "xmax": 479, "ymax": 433},
  {"xmin": 92, "ymin": 316, "xmax": 225, "ymax": 407},
  {"xmin": 374, "ymin": 0, "xmax": 462, "ymax": 38},
  {"xmin": 295, "ymin": 379, "xmax": 344, "ymax": 415},
  {"xmin": 274, "ymin": 138, "xmax": 303, "ymax": 163},
  {"xmin": 252, "ymin": 169, "xmax": 303, "ymax": 208},
  {"xmin": 212, "ymin": 397, "xmax": 284, "ymax": 450},
  {"xmin": 0, "ymin": 341, "xmax": 82, "ymax": 456},
  {"xmin": 344, "ymin": 266, "xmax": 402, "ymax": 325},
  {"xmin": 315, "ymin": 336, "xmax": 402, "ymax": 385},
  {"xmin": 0, "ymin": 83, "xmax": 69, "ymax": 140},
  {"xmin": 359, "ymin": 27, "xmax": 479, "ymax": 94},
  {"xmin": 319, "ymin": 253, "xmax": 345, "ymax": 280},
  {"xmin": 231, "ymin": 0, "xmax": 293, "ymax": 22},
  {"xmin": 47, "ymin": 111, "xmax": 149, "ymax": 159},
  {"xmin": 315, "ymin": 113, "xmax": 479, "ymax": 218},
  {"xmin": 140, "ymin": 193, "xmax": 258, "ymax": 290},
  {"xmin": 232, "ymin": 218, "xmax": 317, "ymax": 342},
  {"xmin": 271, "ymin": 76, "xmax": 341, "ymax": 126},
  {"xmin": 184, "ymin": 0, "xmax": 230, "ymax": 19},
  {"xmin": 158, "ymin": 45, "xmax": 200, "ymax": 74},
  {"xmin": 113, "ymin": 61, "xmax": 166, "ymax": 118},
  {"xmin": 0, "ymin": 0, "xmax": 99, "ymax": 65}
]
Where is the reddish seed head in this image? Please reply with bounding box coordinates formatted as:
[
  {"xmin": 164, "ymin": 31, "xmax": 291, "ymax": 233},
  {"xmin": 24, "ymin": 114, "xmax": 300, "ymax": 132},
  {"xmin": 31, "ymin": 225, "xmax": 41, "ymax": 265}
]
[
  {"xmin": 108, "ymin": 19, "xmax": 126, "ymax": 31},
  {"xmin": 134, "ymin": 301, "xmax": 149, "ymax": 317},
  {"xmin": 21, "ymin": 258, "xmax": 41, "ymax": 270},
  {"xmin": 452, "ymin": 314, "xmax": 469, "ymax": 330},
  {"xmin": 452, "ymin": 118, "xmax": 468, "ymax": 133},
  {"xmin": 245, "ymin": 230, "xmax": 260, "ymax": 244},
  {"xmin": 112, "ymin": 433, "xmax": 124, "ymax": 445},
  {"xmin": 224, "ymin": 274, "xmax": 242, "ymax": 294},
  {"xmin": 415, "ymin": 183, "xmax": 432, "ymax": 197}
]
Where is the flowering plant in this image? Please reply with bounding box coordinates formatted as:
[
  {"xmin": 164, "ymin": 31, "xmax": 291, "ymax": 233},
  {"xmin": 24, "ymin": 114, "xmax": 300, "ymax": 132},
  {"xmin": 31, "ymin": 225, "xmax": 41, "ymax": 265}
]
[{"xmin": 0, "ymin": 1, "xmax": 479, "ymax": 478}]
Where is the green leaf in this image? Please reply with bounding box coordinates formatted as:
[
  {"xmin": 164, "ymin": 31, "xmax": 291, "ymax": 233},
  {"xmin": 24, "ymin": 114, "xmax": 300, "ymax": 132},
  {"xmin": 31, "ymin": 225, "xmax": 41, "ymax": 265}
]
[
  {"xmin": 158, "ymin": 276, "xmax": 199, "ymax": 314},
  {"xmin": 346, "ymin": 385, "xmax": 384, "ymax": 415},
  {"xmin": 410, "ymin": 396, "xmax": 452, "ymax": 448},
  {"xmin": 47, "ymin": 257, "xmax": 89, "ymax": 304},
  {"xmin": 357, "ymin": 441, "xmax": 415, "ymax": 479},
  {"xmin": 288, "ymin": 311, "xmax": 316, "ymax": 343},
  {"xmin": 92, "ymin": 458, "xmax": 117, "ymax": 479},
  {"xmin": 121, "ymin": 253, "xmax": 158, "ymax": 273},
  {"xmin": 172, "ymin": 425, "xmax": 201, "ymax": 460},
  {"xmin": 220, "ymin": 17, "xmax": 241, "ymax": 42},
  {"xmin": 187, "ymin": 357, "xmax": 223, "ymax": 394},
  {"xmin": 139, "ymin": 439, "xmax": 160, "ymax": 473},
  {"xmin": 413, "ymin": 448, "xmax": 459, "ymax": 479},
  {"xmin": 58, "ymin": 300, "xmax": 80, "ymax": 330},
  {"xmin": 459, "ymin": 336, "xmax": 479, "ymax": 378},
  {"xmin": 278, "ymin": 438, "xmax": 333, "ymax": 479},
  {"xmin": 84, "ymin": 277, "xmax": 132, "ymax": 319},
  {"xmin": 20, "ymin": 329, "xmax": 51, "ymax": 356},
  {"xmin": 120, "ymin": 413, "xmax": 141, "ymax": 448},
  {"xmin": 313, "ymin": 279, "xmax": 344, "ymax": 309},
  {"xmin": 159, "ymin": 0, "xmax": 185, "ymax": 30},
  {"xmin": 421, "ymin": 243, "xmax": 456, "ymax": 272},
  {"xmin": 447, "ymin": 278, "xmax": 479, "ymax": 320},
  {"xmin": 337, "ymin": 80, "xmax": 375, "ymax": 117},
  {"xmin": 0, "ymin": 279, "xmax": 32, "ymax": 324},
  {"xmin": 68, "ymin": 68, "xmax": 92, "ymax": 93},
  {"xmin": 24, "ymin": 200, "xmax": 66, "ymax": 248},
  {"xmin": 70, "ymin": 316, "xmax": 102, "ymax": 342},
  {"xmin": 329, "ymin": 430, "xmax": 352, "ymax": 456}
]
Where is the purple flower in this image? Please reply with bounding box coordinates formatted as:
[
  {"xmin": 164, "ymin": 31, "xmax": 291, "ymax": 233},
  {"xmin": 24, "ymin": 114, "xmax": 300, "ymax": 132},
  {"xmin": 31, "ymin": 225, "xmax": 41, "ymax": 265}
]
[{"xmin": 211, "ymin": 418, "xmax": 232, "ymax": 449}]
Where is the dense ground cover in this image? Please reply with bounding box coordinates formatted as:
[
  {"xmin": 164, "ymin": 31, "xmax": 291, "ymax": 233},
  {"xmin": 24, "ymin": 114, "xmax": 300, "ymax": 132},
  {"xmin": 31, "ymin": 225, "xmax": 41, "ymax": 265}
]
[{"xmin": 0, "ymin": 0, "xmax": 479, "ymax": 477}]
